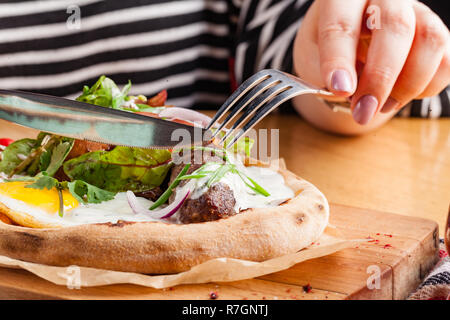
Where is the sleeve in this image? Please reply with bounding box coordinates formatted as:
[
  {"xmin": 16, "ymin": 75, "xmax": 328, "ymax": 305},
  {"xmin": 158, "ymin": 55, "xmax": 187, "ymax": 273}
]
[
  {"xmin": 398, "ymin": 86, "xmax": 450, "ymax": 118},
  {"xmin": 229, "ymin": 0, "xmax": 313, "ymax": 85},
  {"xmin": 229, "ymin": 0, "xmax": 450, "ymax": 118}
]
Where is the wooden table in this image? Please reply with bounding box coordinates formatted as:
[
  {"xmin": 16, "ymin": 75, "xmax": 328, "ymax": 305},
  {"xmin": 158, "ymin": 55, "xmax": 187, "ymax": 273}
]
[
  {"xmin": 0, "ymin": 116, "xmax": 448, "ymax": 299},
  {"xmin": 240, "ymin": 115, "xmax": 449, "ymax": 237}
]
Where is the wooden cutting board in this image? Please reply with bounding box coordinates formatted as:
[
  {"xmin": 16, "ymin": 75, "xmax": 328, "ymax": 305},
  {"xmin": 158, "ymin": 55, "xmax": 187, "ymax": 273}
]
[{"xmin": 0, "ymin": 204, "xmax": 439, "ymax": 300}]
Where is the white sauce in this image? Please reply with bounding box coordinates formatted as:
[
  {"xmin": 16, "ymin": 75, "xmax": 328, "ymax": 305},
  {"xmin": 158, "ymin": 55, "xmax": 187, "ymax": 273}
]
[{"xmin": 175, "ymin": 153, "xmax": 294, "ymax": 213}]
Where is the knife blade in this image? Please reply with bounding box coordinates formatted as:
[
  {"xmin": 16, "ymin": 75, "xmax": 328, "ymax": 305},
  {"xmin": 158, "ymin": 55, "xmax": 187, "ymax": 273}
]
[{"xmin": 0, "ymin": 89, "xmax": 210, "ymax": 149}]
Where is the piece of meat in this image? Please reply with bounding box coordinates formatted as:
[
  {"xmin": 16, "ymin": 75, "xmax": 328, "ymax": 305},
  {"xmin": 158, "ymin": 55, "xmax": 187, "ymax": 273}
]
[
  {"xmin": 169, "ymin": 145, "xmax": 237, "ymax": 223},
  {"xmin": 178, "ymin": 183, "xmax": 236, "ymax": 224}
]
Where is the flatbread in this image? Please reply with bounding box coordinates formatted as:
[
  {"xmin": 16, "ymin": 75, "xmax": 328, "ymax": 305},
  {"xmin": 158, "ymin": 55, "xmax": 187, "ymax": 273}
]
[{"xmin": 0, "ymin": 162, "xmax": 329, "ymax": 274}]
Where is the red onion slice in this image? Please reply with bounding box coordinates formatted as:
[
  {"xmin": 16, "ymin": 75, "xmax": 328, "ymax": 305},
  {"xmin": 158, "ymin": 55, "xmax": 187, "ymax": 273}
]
[
  {"xmin": 159, "ymin": 107, "xmax": 212, "ymax": 128},
  {"xmin": 126, "ymin": 190, "xmax": 191, "ymax": 220}
]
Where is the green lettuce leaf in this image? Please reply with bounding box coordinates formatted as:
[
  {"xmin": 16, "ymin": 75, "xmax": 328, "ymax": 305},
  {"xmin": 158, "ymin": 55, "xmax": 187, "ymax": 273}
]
[
  {"xmin": 76, "ymin": 75, "xmax": 131, "ymax": 109},
  {"xmin": 63, "ymin": 146, "xmax": 173, "ymax": 193}
]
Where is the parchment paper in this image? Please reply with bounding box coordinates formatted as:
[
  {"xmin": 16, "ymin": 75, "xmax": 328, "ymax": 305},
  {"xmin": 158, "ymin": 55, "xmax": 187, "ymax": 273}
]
[
  {"xmin": 0, "ymin": 231, "xmax": 360, "ymax": 289},
  {"xmin": 0, "ymin": 158, "xmax": 362, "ymax": 289}
]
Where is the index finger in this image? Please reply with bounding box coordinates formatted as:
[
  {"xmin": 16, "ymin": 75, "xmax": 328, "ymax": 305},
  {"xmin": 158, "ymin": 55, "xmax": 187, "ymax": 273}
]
[{"xmin": 317, "ymin": 0, "xmax": 367, "ymax": 95}]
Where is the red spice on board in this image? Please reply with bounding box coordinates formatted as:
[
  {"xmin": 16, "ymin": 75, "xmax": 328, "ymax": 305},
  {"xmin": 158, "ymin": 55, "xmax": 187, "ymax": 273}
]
[
  {"xmin": 303, "ymin": 284, "xmax": 312, "ymax": 293},
  {"xmin": 209, "ymin": 292, "xmax": 218, "ymax": 300},
  {"xmin": 383, "ymin": 244, "xmax": 393, "ymax": 249}
]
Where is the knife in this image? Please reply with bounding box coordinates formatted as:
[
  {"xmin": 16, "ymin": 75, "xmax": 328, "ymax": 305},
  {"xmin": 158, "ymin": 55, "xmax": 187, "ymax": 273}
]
[{"xmin": 0, "ymin": 89, "xmax": 210, "ymax": 149}]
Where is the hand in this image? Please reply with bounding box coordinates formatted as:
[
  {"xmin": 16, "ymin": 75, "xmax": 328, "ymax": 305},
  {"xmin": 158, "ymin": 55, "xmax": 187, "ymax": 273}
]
[{"xmin": 293, "ymin": 0, "xmax": 450, "ymax": 125}]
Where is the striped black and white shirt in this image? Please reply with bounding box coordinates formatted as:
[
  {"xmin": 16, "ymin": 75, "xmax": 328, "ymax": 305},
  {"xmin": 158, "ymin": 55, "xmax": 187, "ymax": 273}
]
[{"xmin": 0, "ymin": 0, "xmax": 448, "ymax": 117}]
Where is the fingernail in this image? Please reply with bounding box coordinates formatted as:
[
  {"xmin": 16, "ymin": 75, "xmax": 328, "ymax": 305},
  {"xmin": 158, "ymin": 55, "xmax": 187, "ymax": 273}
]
[
  {"xmin": 380, "ymin": 97, "xmax": 399, "ymax": 113},
  {"xmin": 331, "ymin": 69, "xmax": 353, "ymax": 93},
  {"xmin": 353, "ymin": 95, "xmax": 378, "ymax": 125}
]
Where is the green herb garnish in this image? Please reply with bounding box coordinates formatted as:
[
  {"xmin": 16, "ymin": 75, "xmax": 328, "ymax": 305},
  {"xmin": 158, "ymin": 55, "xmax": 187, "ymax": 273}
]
[
  {"xmin": 149, "ymin": 163, "xmax": 191, "ymax": 210},
  {"xmin": 206, "ymin": 164, "xmax": 234, "ymax": 188},
  {"xmin": 170, "ymin": 147, "xmax": 270, "ymax": 198},
  {"xmin": 234, "ymin": 170, "xmax": 270, "ymax": 197},
  {"xmin": 23, "ymin": 174, "xmax": 116, "ymax": 217}
]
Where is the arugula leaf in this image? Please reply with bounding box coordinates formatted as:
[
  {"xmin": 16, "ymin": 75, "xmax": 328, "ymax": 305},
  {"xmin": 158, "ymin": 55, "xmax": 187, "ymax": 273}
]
[
  {"xmin": 112, "ymin": 80, "xmax": 131, "ymax": 109},
  {"xmin": 44, "ymin": 140, "xmax": 74, "ymax": 176},
  {"xmin": 24, "ymin": 174, "xmax": 116, "ymax": 216},
  {"xmin": 77, "ymin": 75, "xmax": 111, "ymax": 107},
  {"xmin": 64, "ymin": 180, "xmax": 116, "ymax": 204},
  {"xmin": 39, "ymin": 148, "xmax": 52, "ymax": 172},
  {"xmin": 0, "ymin": 133, "xmax": 74, "ymax": 178},
  {"xmin": 63, "ymin": 146, "xmax": 173, "ymax": 193},
  {"xmin": 76, "ymin": 76, "xmax": 132, "ymax": 110},
  {"xmin": 25, "ymin": 174, "xmax": 59, "ymax": 190},
  {"xmin": 0, "ymin": 138, "xmax": 37, "ymax": 175}
]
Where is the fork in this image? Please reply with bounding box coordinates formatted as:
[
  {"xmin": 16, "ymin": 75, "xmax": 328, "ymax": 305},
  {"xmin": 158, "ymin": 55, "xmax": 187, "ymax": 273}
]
[{"xmin": 206, "ymin": 69, "xmax": 346, "ymax": 148}]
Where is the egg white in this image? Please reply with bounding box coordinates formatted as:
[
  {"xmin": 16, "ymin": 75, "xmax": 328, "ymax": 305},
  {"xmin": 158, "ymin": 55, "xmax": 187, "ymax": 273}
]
[
  {"xmin": 0, "ymin": 192, "xmax": 161, "ymax": 228},
  {"xmin": 0, "ymin": 156, "xmax": 294, "ymax": 229}
]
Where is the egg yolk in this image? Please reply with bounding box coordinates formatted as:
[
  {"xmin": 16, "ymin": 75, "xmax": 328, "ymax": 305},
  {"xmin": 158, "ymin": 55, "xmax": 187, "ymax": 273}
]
[{"xmin": 0, "ymin": 181, "xmax": 79, "ymax": 214}]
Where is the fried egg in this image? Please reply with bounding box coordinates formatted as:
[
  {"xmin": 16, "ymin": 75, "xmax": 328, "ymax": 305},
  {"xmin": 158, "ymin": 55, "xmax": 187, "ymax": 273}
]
[
  {"xmin": 0, "ymin": 181, "xmax": 159, "ymax": 228},
  {"xmin": 0, "ymin": 155, "xmax": 294, "ymax": 228}
]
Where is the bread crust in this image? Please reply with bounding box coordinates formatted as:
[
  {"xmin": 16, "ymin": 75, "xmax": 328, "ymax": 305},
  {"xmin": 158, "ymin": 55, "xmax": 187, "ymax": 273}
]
[{"xmin": 0, "ymin": 163, "xmax": 329, "ymax": 274}]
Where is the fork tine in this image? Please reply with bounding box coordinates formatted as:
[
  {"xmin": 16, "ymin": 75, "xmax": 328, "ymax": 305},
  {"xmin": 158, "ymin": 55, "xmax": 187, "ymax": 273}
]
[
  {"xmin": 219, "ymin": 83, "xmax": 291, "ymax": 145},
  {"xmin": 205, "ymin": 70, "xmax": 272, "ymax": 134},
  {"xmin": 225, "ymin": 87, "xmax": 297, "ymax": 149},
  {"xmin": 212, "ymin": 77, "xmax": 281, "ymax": 137}
]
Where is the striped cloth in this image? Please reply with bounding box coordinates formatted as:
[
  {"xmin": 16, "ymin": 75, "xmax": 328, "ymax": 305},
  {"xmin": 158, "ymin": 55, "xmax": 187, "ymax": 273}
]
[
  {"xmin": 0, "ymin": 0, "xmax": 448, "ymax": 116},
  {"xmin": 409, "ymin": 240, "xmax": 450, "ymax": 300}
]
